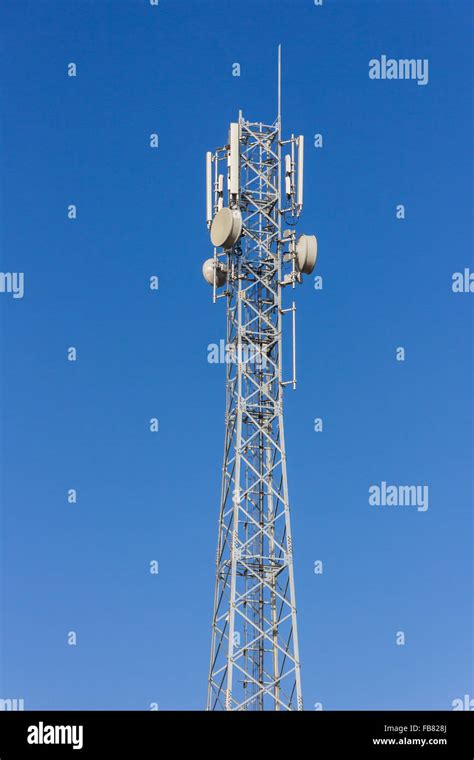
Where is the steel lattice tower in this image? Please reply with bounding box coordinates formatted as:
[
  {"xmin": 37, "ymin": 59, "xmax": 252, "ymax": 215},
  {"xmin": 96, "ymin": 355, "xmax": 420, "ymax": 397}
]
[{"xmin": 203, "ymin": 48, "xmax": 317, "ymax": 711}]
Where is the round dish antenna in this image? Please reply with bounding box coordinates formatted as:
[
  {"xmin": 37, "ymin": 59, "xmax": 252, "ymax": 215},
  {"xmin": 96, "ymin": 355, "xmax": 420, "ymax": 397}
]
[
  {"xmin": 296, "ymin": 234, "xmax": 317, "ymax": 275},
  {"xmin": 202, "ymin": 258, "xmax": 227, "ymax": 288},
  {"xmin": 210, "ymin": 207, "xmax": 242, "ymax": 249}
]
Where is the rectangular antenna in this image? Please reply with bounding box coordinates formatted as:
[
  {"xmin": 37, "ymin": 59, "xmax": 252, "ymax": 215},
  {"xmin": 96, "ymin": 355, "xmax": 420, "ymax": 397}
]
[
  {"xmin": 297, "ymin": 135, "xmax": 304, "ymax": 209},
  {"xmin": 285, "ymin": 154, "xmax": 291, "ymax": 197},
  {"xmin": 229, "ymin": 122, "xmax": 239, "ymax": 196},
  {"xmin": 206, "ymin": 151, "xmax": 212, "ymax": 224},
  {"xmin": 218, "ymin": 174, "xmax": 224, "ymax": 210}
]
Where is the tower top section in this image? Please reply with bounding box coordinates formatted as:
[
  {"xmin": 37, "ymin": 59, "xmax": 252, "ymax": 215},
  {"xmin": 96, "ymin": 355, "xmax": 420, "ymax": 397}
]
[{"xmin": 202, "ymin": 46, "xmax": 318, "ymax": 298}]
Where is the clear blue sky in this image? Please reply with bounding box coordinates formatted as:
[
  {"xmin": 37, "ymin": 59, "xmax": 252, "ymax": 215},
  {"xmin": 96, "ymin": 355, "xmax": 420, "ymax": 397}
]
[{"xmin": 0, "ymin": 0, "xmax": 472, "ymax": 710}]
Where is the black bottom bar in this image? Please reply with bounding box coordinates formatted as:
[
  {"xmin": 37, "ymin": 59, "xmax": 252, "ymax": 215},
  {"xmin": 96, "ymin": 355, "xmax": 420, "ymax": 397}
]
[{"xmin": 0, "ymin": 710, "xmax": 472, "ymax": 757}]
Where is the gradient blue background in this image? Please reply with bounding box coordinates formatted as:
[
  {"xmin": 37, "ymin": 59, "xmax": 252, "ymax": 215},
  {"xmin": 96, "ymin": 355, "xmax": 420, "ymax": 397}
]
[{"xmin": 0, "ymin": 0, "xmax": 472, "ymax": 710}]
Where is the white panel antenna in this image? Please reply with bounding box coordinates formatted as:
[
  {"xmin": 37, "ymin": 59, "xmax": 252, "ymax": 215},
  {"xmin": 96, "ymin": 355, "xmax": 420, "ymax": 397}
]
[
  {"xmin": 285, "ymin": 154, "xmax": 291, "ymax": 197},
  {"xmin": 206, "ymin": 151, "xmax": 213, "ymax": 225},
  {"xmin": 297, "ymin": 134, "xmax": 304, "ymax": 210},
  {"xmin": 218, "ymin": 174, "xmax": 224, "ymax": 210},
  {"xmin": 229, "ymin": 122, "xmax": 240, "ymax": 197}
]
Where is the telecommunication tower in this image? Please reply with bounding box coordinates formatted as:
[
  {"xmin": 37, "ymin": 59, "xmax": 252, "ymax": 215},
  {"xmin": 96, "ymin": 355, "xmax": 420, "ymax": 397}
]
[{"xmin": 203, "ymin": 47, "xmax": 317, "ymax": 711}]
